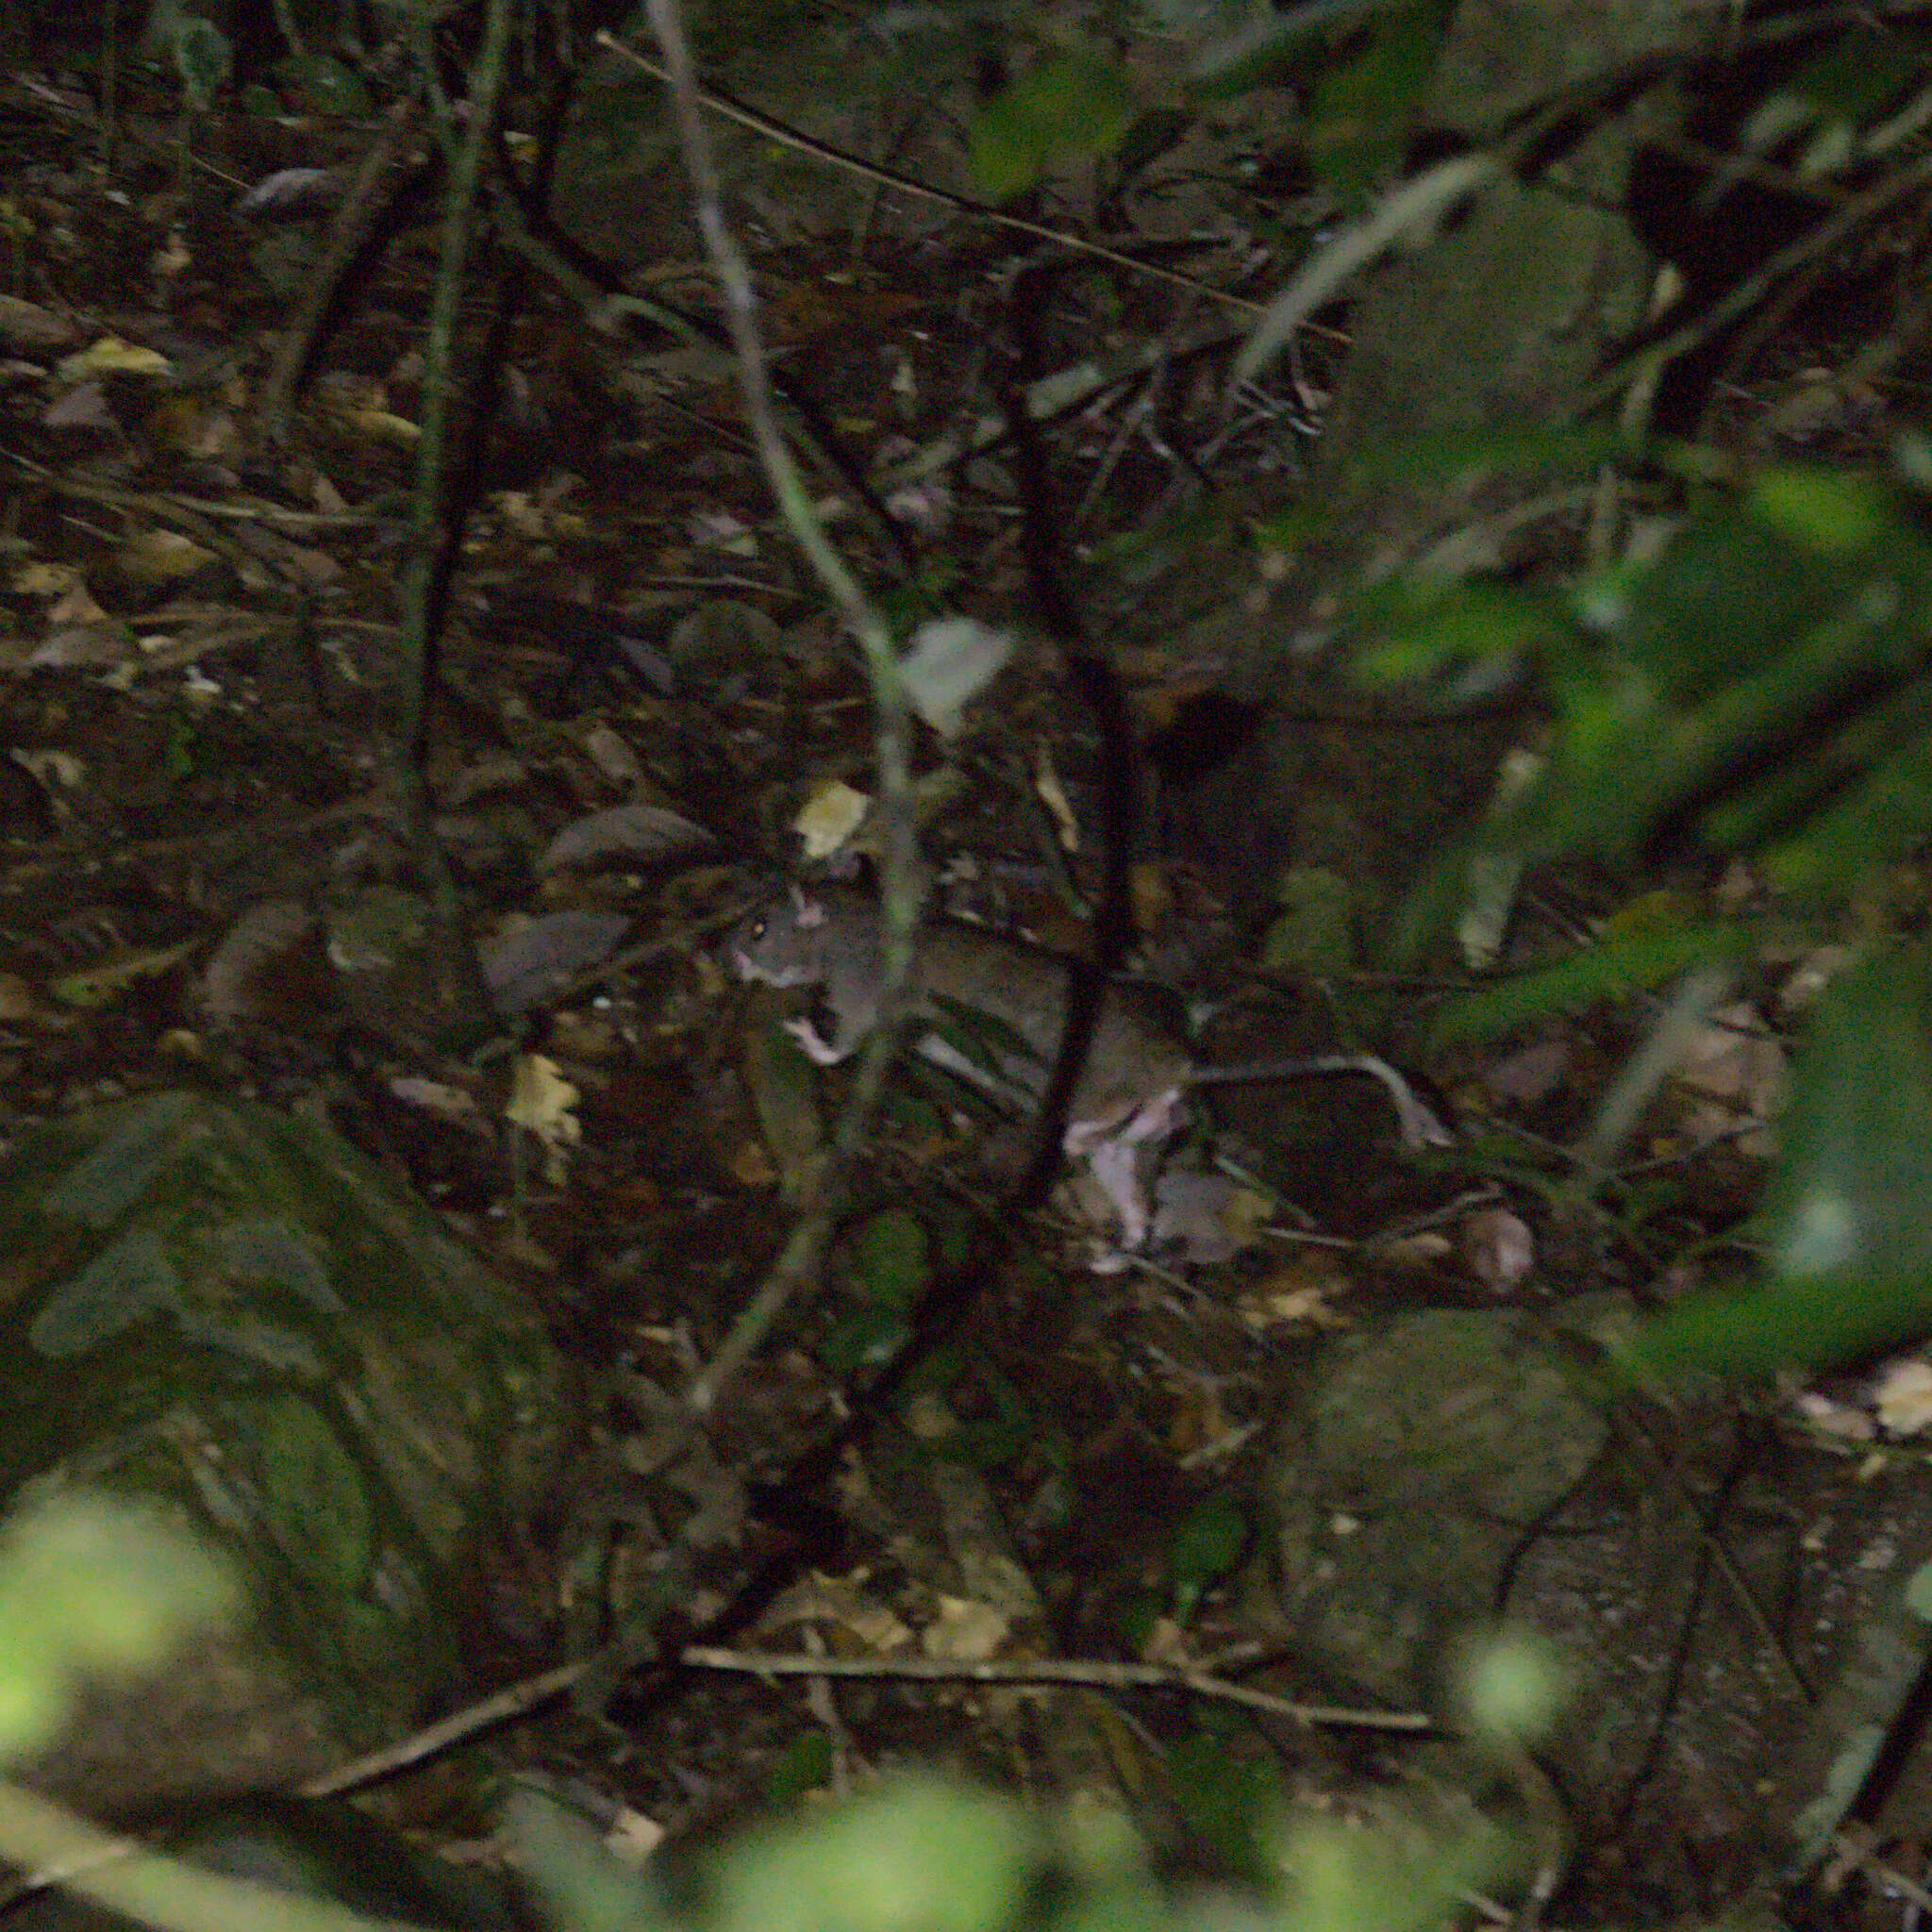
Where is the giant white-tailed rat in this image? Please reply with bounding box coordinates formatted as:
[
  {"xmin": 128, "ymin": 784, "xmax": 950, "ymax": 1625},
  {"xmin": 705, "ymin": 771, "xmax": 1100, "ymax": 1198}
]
[{"xmin": 729, "ymin": 884, "xmax": 1448, "ymax": 1247}]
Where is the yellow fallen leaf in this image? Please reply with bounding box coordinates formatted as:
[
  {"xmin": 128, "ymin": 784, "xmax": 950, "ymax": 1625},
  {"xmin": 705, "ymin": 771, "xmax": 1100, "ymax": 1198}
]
[{"xmin": 56, "ymin": 335, "xmax": 172, "ymax": 381}]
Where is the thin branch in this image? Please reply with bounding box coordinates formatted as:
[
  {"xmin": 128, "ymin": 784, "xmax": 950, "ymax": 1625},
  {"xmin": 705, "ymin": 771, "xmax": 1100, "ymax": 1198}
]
[
  {"xmin": 641, "ymin": 0, "xmax": 924, "ymax": 1417},
  {"xmin": 678, "ymin": 1644, "xmax": 1431, "ymax": 1732},
  {"xmin": 594, "ymin": 31, "xmax": 1260, "ymax": 316}
]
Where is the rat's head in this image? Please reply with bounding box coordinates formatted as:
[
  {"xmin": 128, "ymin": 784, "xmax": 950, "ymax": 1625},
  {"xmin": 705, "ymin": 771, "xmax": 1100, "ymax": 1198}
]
[{"xmin": 728, "ymin": 883, "xmax": 833, "ymax": 988}]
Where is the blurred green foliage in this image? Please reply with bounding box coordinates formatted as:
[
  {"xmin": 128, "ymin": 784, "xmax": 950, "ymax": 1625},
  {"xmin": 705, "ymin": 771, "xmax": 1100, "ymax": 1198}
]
[{"xmin": 1359, "ymin": 440, "xmax": 1932, "ymax": 1374}]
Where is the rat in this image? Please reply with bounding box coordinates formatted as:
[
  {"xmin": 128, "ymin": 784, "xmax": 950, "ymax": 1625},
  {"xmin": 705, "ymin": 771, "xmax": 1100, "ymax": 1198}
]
[{"xmin": 729, "ymin": 884, "xmax": 1450, "ymax": 1248}]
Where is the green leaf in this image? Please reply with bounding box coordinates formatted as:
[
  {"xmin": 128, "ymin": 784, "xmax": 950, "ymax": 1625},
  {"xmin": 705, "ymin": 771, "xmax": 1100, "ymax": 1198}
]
[
  {"xmin": 1601, "ymin": 508, "xmax": 1853, "ymax": 704},
  {"xmin": 967, "ymin": 54, "xmax": 1140, "ymax": 202},
  {"xmin": 1190, "ymin": 1, "xmax": 1394, "ymax": 95},
  {"xmin": 1765, "ymin": 712, "xmax": 1932, "ymax": 893},
  {"xmin": 1352, "ymin": 578, "xmax": 1560, "ymax": 682},
  {"xmin": 1164, "ymin": 1492, "xmax": 1252, "ymax": 1621},
  {"xmin": 764, "ymin": 1729, "xmax": 836, "ymax": 1807},
  {"xmin": 850, "ymin": 1208, "xmax": 929, "ymax": 1311},
  {"xmin": 1638, "ymin": 945, "xmax": 1932, "ymax": 1375},
  {"xmin": 1762, "ymin": 947, "xmax": 1932, "ymax": 1284},
  {"xmin": 714, "ymin": 1778, "xmax": 1038, "ymax": 1932},
  {"xmin": 1307, "ymin": 1, "xmax": 1451, "ymax": 198},
  {"xmin": 1167, "ymin": 1729, "xmax": 1283, "ymax": 1887},
  {"xmin": 1633, "ymin": 1266, "xmax": 1932, "ymax": 1379},
  {"xmin": 1750, "ymin": 465, "xmax": 1893, "ymax": 554},
  {"xmin": 819, "ymin": 1304, "xmax": 909, "ymax": 1377},
  {"xmin": 1349, "ymin": 421, "xmax": 1629, "ymax": 491},
  {"xmin": 171, "ymin": 13, "xmax": 232, "ymax": 109},
  {"xmin": 0, "ymin": 1493, "xmax": 239, "ymax": 1762},
  {"xmin": 1431, "ymin": 923, "xmax": 1751, "ymax": 1044},
  {"xmin": 275, "ymin": 54, "xmax": 375, "ymax": 116}
]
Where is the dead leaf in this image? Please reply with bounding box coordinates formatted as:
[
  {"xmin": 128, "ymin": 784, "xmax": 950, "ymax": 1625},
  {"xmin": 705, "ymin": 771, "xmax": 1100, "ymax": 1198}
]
[
  {"xmin": 602, "ymin": 1807, "xmax": 666, "ymax": 1867},
  {"xmin": 506, "ymin": 1052, "xmax": 581, "ymax": 1184},
  {"xmin": 389, "ymin": 1075, "xmax": 482, "ymax": 1124},
  {"xmin": 1872, "ymin": 1357, "xmax": 1932, "ymax": 1438},
  {"xmin": 48, "ymin": 580, "xmax": 107, "ymax": 624},
  {"xmin": 539, "ymin": 805, "xmax": 713, "ymax": 873},
  {"xmin": 1460, "ymin": 1207, "xmax": 1536, "ymax": 1292},
  {"xmin": 10, "ymin": 561, "xmax": 84, "ymax": 597},
  {"xmin": 580, "ymin": 722, "xmax": 641, "ymax": 790},
  {"xmin": 482, "ymin": 910, "xmax": 631, "ymax": 1010},
  {"xmin": 0, "ymin": 295, "xmax": 77, "ymax": 351},
  {"xmin": 897, "ymin": 616, "xmax": 1014, "ymax": 737},
  {"xmin": 1673, "ymin": 999, "xmax": 1785, "ymax": 1156},
  {"xmin": 29, "ymin": 622, "xmax": 128, "ymax": 668},
  {"xmin": 729, "ymin": 1137, "xmax": 777, "ymax": 1187},
  {"xmin": 1033, "ymin": 746, "xmax": 1077, "ymax": 852},
  {"xmin": 921, "ymin": 1594, "xmax": 1011, "ymax": 1663},
  {"xmin": 792, "ymin": 779, "xmax": 869, "ymax": 859},
  {"xmin": 115, "ymin": 528, "xmax": 218, "ymax": 583},
  {"xmin": 51, "ymin": 938, "xmax": 198, "ymax": 1008},
  {"xmin": 13, "ymin": 749, "xmax": 84, "ymax": 791},
  {"xmin": 0, "ymin": 972, "xmax": 43, "ymax": 1022},
  {"xmin": 341, "ymin": 405, "xmax": 420, "ymax": 446},
  {"xmin": 236, "ymin": 167, "xmax": 341, "ymax": 214},
  {"xmin": 56, "ymin": 335, "xmax": 173, "ymax": 380},
  {"xmin": 1482, "ymin": 1037, "xmax": 1571, "ymax": 1106},
  {"xmin": 202, "ymin": 900, "xmax": 316, "ymax": 1021},
  {"xmin": 42, "ymin": 381, "xmax": 119, "ymax": 432},
  {"xmin": 1149, "ymin": 1167, "xmax": 1268, "ymax": 1266},
  {"xmin": 1238, "ymin": 1258, "xmax": 1354, "ymax": 1330},
  {"xmin": 1791, "ymin": 1389, "xmax": 1877, "ymax": 1443}
]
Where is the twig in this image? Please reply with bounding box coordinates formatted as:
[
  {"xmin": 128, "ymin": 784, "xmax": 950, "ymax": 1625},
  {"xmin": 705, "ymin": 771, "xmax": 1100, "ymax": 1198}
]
[
  {"xmin": 641, "ymin": 0, "xmax": 924, "ymax": 1418},
  {"xmin": 388, "ymin": 4, "xmax": 505, "ymax": 1026},
  {"xmin": 677, "ymin": 1644, "xmax": 1431, "ymax": 1731},
  {"xmin": 593, "ymin": 32, "xmax": 1260, "ymax": 317},
  {"xmin": 250, "ymin": 97, "xmax": 425, "ymax": 449},
  {"xmin": 1581, "ymin": 150, "xmax": 1932, "ymax": 419}
]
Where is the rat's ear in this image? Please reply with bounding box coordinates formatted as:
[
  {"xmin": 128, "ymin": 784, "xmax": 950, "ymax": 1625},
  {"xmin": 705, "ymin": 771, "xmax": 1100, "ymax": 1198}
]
[{"xmin": 791, "ymin": 883, "xmax": 826, "ymax": 928}]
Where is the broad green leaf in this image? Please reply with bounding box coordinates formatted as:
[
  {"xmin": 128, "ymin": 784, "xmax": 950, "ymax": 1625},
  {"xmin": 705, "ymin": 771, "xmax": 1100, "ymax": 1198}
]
[
  {"xmin": 1167, "ymin": 1728, "xmax": 1283, "ymax": 1887},
  {"xmin": 1191, "ymin": 0, "xmax": 1403, "ymax": 94},
  {"xmin": 967, "ymin": 55, "xmax": 1140, "ymax": 202},
  {"xmin": 1634, "ymin": 1267, "xmax": 1932, "ymax": 1379},
  {"xmin": 1345, "ymin": 421, "xmax": 1628, "ymax": 492},
  {"xmin": 1605, "ymin": 510, "xmax": 1851, "ymax": 703},
  {"xmin": 1527, "ymin": 583, "xmax": 1923, "ymax": 860},
  {"xmin": 1750, "ymin": 466, "xmax": 1892, "ymax": 554},
  {"xmin": 1761, "ymin": 947, "xmax": 1932, "ymax": 1284},
  {"xmin": 1640, "ymin": 947, "xmax": 1932, "ymax": 1375},
  {"xmin": 1431, "ymin": 924, "xmax": 1751, "ymax": 1045},
  {"xmin": 851, "ymin": 1208, "xmax": 929, "ymax": 1311},
  {"xmin": 171, "ymin": 13, "xmax": 232, "ymax": 109},
  {"xmin": 1766, "ymin": 713, "xmax": 1932, "ymax": 892},
  {"xmin": 1307, "ymin": 1, "xmax": 1455, "ymax": 198},
  {"xmin": 714, "ymin": 1778, "xmax": 1037, "ymax": 1932},
  {"xmin": 0, "ymin": 1493, "xmax": 238, "ymax": 1762},
  {"xmin": 764, "ymin": 1729, "xmax": 836, "ymax": 1807},
  {"xmin": 1165, "ymin": 1492, "xmax": 1252, "ymax": 1620},
  {"xmin": 1352, "ymin": 578, "xmax": 1559, "ymax": 682}
]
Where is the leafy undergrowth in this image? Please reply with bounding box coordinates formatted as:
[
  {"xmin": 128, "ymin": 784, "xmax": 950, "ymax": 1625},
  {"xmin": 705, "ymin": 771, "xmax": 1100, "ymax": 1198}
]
[{"xmin": 4, "ymin": 12, "xmax": 1932, "ymax": 1930}]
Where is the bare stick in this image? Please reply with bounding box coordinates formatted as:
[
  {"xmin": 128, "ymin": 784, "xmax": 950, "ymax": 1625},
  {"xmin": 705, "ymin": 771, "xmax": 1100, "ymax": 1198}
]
[{"xmin": 641, "ymin": 0, "xmax": 924, "ymax": 1417}]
